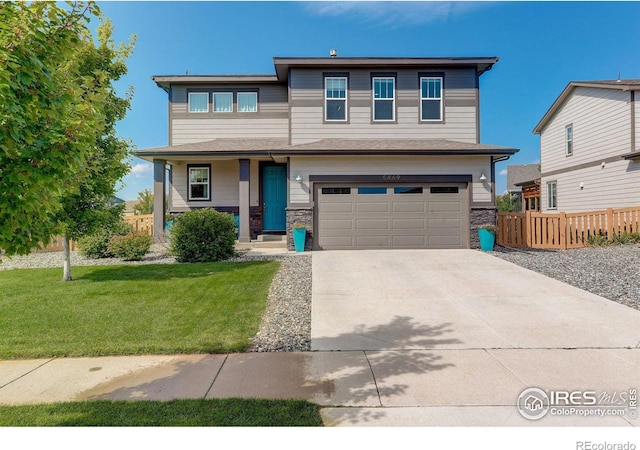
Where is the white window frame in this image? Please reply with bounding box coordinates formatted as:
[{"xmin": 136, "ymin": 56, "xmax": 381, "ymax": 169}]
[
  {"xmin": 325, "ymin": 76, "xmax": 348, "ymax": 122},
  {"xmin": 188, "ymin": 165, "xmax": 211, "ymax": 201},
  {"xmin": 213, "ymin": 92, "xmax": 233, "ymax": 113},
  {"xmin": 565, "ymin": 124, "xmax": 573, "ymax": 156},
  {"xmin": 188, "ymin": 92, "xmax": 209, "ymax": 113},
  {"xmin": 547, "ymin": 181, "xmax": 557, "ymax": 210},
  {"xmin": 372, "ymin": 76, "xmax": 395, "ymax": 122},
  {"xmin": 237, "ymin": 92, "xmax": 258, "ymax": 113},
  {"xmin": 420, "ymin": 76, "xmax": 443, "ymax": 122}
]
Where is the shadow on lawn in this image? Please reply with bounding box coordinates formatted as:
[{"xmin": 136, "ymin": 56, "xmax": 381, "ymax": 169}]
[{"xmin": 77, "ymin": 260, "xmax": 277, "ymax": 282}]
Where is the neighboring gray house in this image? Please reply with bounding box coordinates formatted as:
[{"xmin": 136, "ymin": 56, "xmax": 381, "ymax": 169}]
[
  {"xmin": 136, "ymin": 54, "xmax": 518, "ymax": 250},
  {"xmin": 506, "ymin": 164, "xmax": 541, "ymax": 195},
  {"xmin": 533, "ymin": 79, "xmax": 640, "ymax": 213}
]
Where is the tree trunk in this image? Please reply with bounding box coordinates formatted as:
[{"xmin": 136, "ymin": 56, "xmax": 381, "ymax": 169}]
[{"xmin": 62, "ymin": 234, "xmax": 72, "ymax": 282}]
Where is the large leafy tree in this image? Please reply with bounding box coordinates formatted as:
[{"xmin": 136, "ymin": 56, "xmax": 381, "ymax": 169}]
[
  {"xmin": 0, "ymin": 2, "xmax": 135, "ymax": 280},
  {"xmin": 0, "ymin": 2, "xmax": 102, "ymax": 255},
  {"xmin": 56, "ymin": 18, "xmax": 136, "ymax": 281}
]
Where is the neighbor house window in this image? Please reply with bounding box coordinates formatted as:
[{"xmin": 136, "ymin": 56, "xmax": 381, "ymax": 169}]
[
  {"xmin": 188, "ymin": 165, "xmax": 210, "ymax": 201},
  {"xmin": 188, "ymin": 92, "xmax": 209, "ymax": 113},
  {"xmin": 213, "ymin": 92, "xmax": 233, "ymax": 112},
  {"xmin": 547, "ymin": 182, "xmax": 557, "ymax": 209},
  {"xmin": 372, "ymin": 77, "xmax": 395, "ymax": 121},
  {"xmin": 565, "ymin": 124, "xmax": 573, "ymax": 156},
  {"xmin": 325, "ymin": 76, "xmax": 347, "ymax": 121},
  {"xmin": 421, "ymin": 77, "xmax": 443, "ymax": 121},
  {"xmin": 238, "ymin": 92, "xmax": 257, "ymax": 112}
]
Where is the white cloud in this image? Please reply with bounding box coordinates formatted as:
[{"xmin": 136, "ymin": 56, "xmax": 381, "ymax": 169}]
[
  {"xmin": 303, "ymin": 1, "xmax": 492, "ymax": 27},
  {"xmin": 499, "ymin": 169, "xmax": 508, "ymax": 176},
  {"xmin": 130, "ymin": 163, "xmax": 153, "ymax": 178}
]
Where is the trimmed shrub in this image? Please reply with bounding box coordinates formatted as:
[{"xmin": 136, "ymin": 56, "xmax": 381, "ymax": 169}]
[
  {"xmin": 77, "ymin": 221, "xmax": 132, "ymax": 259},
  {"xmin": 108, "ymin": 232, "xmax": 153, "ymax": 261},
  {"xmin": 170, "ymin": 208, "xmax": 236, "ymax": 263}
]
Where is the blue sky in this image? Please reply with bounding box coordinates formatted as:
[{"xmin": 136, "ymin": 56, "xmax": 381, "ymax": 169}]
[{"xmin": 98, "ymin": 1, "xmax": 640, "ymax": 200}]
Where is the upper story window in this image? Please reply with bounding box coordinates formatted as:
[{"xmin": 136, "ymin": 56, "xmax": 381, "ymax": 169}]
[
  {"xmin": 421, "ymin": 77, "xmax": 443, "ymax": 121},
  {"xmin": 188, "ymin": 92, "xmax": 209, "ymax": 113},
  {"xmin": 325, "ymin": 76, "xmax": 347, "ymax": 121},
  {"xmin": 188, "ymin": 165, "xmax": 211, "ymax": 201},
  {"xmin": 213, "ymin": 92, "xmax": 233, "ymax": 112},
  {"xmin": 238, "ymin": 92, "xmax": 258, "ymax": 112},
  {"xmin": 372, "ymin": 77, "xmax": 395, "ymax": 121},
  {"xmin": 565, "ymin": 124, "xmax": 573, "ymax": 156}
]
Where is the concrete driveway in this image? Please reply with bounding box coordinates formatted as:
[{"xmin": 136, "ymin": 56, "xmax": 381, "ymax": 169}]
[{"xmin": 312, "ymin": 249, "xmax": 640, "ymax": 426}]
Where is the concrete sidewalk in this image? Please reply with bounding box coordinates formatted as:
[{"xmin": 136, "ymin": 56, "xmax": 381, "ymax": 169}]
[{"xmin": 0, "ymin": 349, "xmax": 637, "ymax": 426}]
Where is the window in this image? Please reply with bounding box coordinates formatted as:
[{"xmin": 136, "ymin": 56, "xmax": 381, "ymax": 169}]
[
  {"xmin": 358, "ymin": 186, "xmax": 387, "ymax": 195},
  {"xmin": 430, "ymin": 186, "xmax": 459, "ymax": 194},
  {"xmin": 213, "ymin": 92, "xmax": 233, "ymax": 112},
  {"xmin": 188, "ymin": 92, "xmax": 209, "ymax": 113},
  {"xmin": 325, "ymin": 77, "xmax": 347, "ymax": 121},
  {"xmin": 188, "ymin": 165, "xmax": 210, "ymax": 201},
  {"xmin": 547, "ymin": 182, "xmax": 557, "ymax": 209},
  {"xmin": 394, "ymin": 186, "xmax": 423, "ymax": 194},
  {"xmin": 372, "ymin": 77, "xmax": 395, "ymax": 121},
  {"xmin": 322, "ymin": 187, "xmax": 351, "ymax": 194},
  {"xmin": 565, "ymin": 125, "xmax": 573, "ymax": 156},
  {"xmin": 421, "ymin": 77, "xmax": 443, "ymax": 121},
  {"xmin": 238, "ymin": 92, "xmax": 257, "ymax": 112}
]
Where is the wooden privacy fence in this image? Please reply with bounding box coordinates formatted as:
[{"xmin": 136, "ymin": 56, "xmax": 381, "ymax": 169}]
[
  {"xmin": 39, "ymin": 214, "xmax": 154, "ymax": 252},
  {"xmin": 497, "ymin": 207, "xmax": 640, "ymax": 250}
]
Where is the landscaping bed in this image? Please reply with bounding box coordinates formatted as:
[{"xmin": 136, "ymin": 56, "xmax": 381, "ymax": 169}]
[{"xmin": 491, "ymin": 244, "xmax": 640, "ymax": 311}]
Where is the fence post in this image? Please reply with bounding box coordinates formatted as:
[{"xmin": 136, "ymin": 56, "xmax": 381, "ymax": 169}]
[
  {"xmin": 525, "ymin": 210, "xmax": 532, "ymax": 247},
  {"xmin": 607, "ymin": 208, "xmax": 614, "ymax": 241},
  {"xmin": 559, "ymin": 211, "xmax": 567, "ymax": 250}
]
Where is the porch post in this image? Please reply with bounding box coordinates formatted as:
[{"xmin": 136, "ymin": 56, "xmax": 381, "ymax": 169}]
[
  {"xmin": 153, "ymin": 159, "xmax": 166, "ymax": 242},
  {"xmin": 238, "ymin": 159, "xmax": 251, "ymax": 243}
]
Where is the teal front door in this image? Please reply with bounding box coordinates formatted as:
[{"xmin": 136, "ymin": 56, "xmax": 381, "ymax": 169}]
[{"xmin": 262, "ymin": 165, "xmax": 287, "ymax": 231}]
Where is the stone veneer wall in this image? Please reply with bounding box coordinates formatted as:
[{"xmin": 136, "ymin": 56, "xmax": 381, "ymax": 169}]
[
  {"xmin": 470, "ymin": 207, "xmax": 497, "ymax": 249},
  {"xmin": 286, "ymin": 207, "xmax": 313, "ymax": 251}
]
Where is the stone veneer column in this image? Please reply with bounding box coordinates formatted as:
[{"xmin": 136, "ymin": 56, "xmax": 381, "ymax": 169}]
[
  {"xmin": 470, "ymin": 207, "xmax": 497, "ymax": 249},
  {"xmin": 286, "ymin": 207, "xmax": 313, "ymax": 251},
  {"xmin": 153, "ymin": 159, "xmax": 166, "ymax": 242}
]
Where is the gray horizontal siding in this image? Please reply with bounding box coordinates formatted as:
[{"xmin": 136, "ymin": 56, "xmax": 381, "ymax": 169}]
[
  {"xmin": 171, "ymin": 118, "xmax": 289, "ymax": 145},
  {"xmin": 289, "ymin": 67, "xmax": 478, "ymax": 144},
  {"xmin": 170, "ymin": 84, "xmax": 288, "ymax": 115}
]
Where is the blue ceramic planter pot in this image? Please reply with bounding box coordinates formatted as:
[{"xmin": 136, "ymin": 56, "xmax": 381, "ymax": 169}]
[
  {"xmin": 478, "ymin": 229, "xmax": 496, "ymax": 251},
  {"xmin": 293, "ymin": 228, "xmax": 307, "ymax": 252}
]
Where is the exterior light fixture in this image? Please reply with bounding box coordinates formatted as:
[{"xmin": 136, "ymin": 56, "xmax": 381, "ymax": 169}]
[
  {"xmin": 295, "ymin": 174, "xmax": 303, "ymax": 183},
  {"xmin": 479, "ymin": 172, "xmax": 487, "ymax": 181}
]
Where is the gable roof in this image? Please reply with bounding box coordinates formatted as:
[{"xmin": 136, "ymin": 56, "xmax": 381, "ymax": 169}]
[
  {"xmin": 506, "ymin": 164, "xmax": 540, "ymax": 192},
  {"xmin": 533, "ymin": 79, "xmax": 640, "ymax": 134}
]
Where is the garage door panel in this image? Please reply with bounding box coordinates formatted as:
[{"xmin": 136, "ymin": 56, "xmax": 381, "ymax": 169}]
[
  {"xmin": 428, "ymin": 218, "xmax": 462, "ymax": 229},
  {"xmin": 392, "ymin": 218, "xmax": 426, "ymax": 229},
  {"xmin": 316, "ymin": 183, "xmax": 469, "ymax": 250},
  {"xmin": 392, "ymin": 202, "xmax": 425, "ymax": 213},
  {"xmin": 320, "ymin": 202, "xmax": 354, "ymax": 213},
  {"xmin": 357, "ymin": 202, "xmax": 389, "ymax": 213},
  {"xmin": 428, "ymin": 201, "xmax": 462, "ymax": 213},
  {"xmin": 319, "ymin": 219, "xmax": 354, "ymax": 230},
  {"xmin": 356, "ymin": 235, "xmax": 390, "ymax": 248},
  {"xmin": 393, "ymin": 235, "xmax": 427, "ymax": 247},
  {"xmin": 356, "ymin": 219, "xmax": 389, "ymax": 230}
]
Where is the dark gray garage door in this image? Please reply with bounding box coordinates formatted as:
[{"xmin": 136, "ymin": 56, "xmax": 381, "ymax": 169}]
[{"xmin": 315, "ymin": 183, "xmax": 469, "ymax": 249}]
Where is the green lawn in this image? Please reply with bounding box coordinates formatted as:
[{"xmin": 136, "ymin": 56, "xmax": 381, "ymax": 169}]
[
  {"xmin": 0, "ymin": 399, "xmax": 323, "ymax": 426},
  {"xmin": 0, "ymin": 261, "xmax": 280, "ymax": 359}
]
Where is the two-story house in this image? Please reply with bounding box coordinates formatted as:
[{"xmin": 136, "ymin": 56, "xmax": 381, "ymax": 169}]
[
  {"xmin": 533, "ymin": 79, "xmax": 640, "ymax": 213},
  {"xmin": 136, "ymin": 54, "xmax": 518, "ymax": 250}
]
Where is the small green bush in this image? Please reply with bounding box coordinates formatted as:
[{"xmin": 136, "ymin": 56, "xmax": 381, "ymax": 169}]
[
  {"xmin": 108, "ymin": 232, "xmax": 153, "ymax": 261},
  {"xmin": 170, "ymin": 208, "xmax": 237, "ymax": 263},
  {"xmin": 77, "ymin": 221, "xmax": 132, "ymax": 258},
  {"xmin": 611, "ymin": 232, "xmax": 640, "ymax": 245},
  {"xmin": 586, "ymin": 234, "xmax": 609, "ymax": 247}
]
